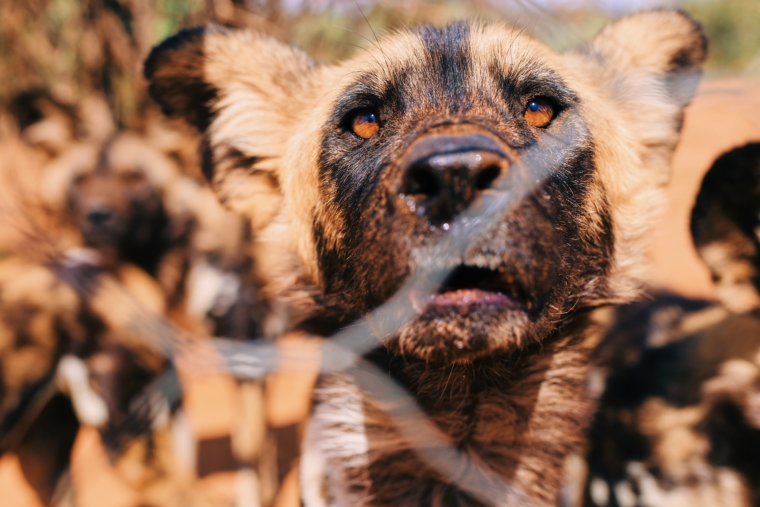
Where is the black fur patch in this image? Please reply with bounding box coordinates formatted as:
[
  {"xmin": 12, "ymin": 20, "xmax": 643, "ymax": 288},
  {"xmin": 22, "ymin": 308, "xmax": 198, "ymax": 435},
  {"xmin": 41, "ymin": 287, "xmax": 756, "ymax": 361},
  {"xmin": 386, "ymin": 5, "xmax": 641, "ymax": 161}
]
[
  {"xmin": 144, "ymin": 26, "xmax": 218, "ymax": 131},
  {"xmin": 15, "ymin": 393, "xmax": 79, "ymax": 505},
  {"xmin": 692, "ymin": 142, "xmax": 760, "ymax": 248},
  {"xmin": 664, "ymin": 9, "xmax": 708, "ymax": 73},
  {"xmin": 415, "ymin": 23, "xmax": 472, "ymax": 113},
  {"xmin": 9, "ymin": 90, "xmax": 77, "ymax": 131},
  {"xmin": 200, "ymin": 136, "xmax": 215, "ymax": 181}
]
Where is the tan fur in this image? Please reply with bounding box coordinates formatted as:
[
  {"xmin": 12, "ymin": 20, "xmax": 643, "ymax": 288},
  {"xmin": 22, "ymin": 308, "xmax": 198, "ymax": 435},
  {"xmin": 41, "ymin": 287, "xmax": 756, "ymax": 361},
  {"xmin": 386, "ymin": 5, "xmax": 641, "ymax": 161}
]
[
  {"xmin": 150, "ymin": 14, "xmax": 703, "ymax": 326},
  {"xmin": 589, "ymin": 309, "xmax": 760, "ymax": 507},
  {"xmin": 0, "ymin": 92, "xmax": 265, "ymax": 506},
  {"xmin": 146, "ymin": 10, "xmax": 705, "ymax": 506}
]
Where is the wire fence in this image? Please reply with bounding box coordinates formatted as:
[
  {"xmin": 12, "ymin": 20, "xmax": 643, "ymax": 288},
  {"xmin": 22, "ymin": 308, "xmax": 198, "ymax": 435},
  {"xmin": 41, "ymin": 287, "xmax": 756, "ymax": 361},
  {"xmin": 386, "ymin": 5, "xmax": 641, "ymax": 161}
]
[{"xmin": 1, "ymin": 1, "xmax": 760, "ymax": 507}]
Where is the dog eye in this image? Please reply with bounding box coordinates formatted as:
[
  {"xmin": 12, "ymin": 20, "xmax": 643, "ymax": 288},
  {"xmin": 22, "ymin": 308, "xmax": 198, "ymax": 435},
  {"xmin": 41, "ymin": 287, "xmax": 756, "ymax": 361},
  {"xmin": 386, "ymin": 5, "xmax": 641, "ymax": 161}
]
[
  {"xmin": 524, "ymin": 98, "xmax": 555, "ymax": 128},
  {"xmin": 350, "ymin": 109, "xmax": 380, "ymax": 139}
]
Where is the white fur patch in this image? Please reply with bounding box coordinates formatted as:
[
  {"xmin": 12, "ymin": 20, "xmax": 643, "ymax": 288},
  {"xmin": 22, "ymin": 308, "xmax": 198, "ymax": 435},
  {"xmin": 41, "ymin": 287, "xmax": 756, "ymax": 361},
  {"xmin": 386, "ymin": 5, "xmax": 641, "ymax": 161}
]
[
  {"xmin": 589, "ymin": 477, "xmax": 610, "ymax": 506},
  {"xmin": 303, "ymin": 375, "xmax": 371, "ymax": 507},
  {"xmin": 185, "ymin": 258, "xmax": 241, "ymax": 321},
  {"xmin": 56, "ymin": 354, "xmax": 109, "ymax": 427},
  {"xmin": 236, "ymin": 466, "xmax": 262, "ymax": 507}
]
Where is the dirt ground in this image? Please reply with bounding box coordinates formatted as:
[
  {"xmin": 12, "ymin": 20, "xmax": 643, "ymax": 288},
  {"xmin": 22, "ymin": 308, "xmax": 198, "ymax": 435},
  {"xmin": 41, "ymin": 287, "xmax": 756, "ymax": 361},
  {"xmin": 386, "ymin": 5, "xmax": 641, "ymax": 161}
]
[{"xmin": 2, "ymin": 76, "xmax": 760, "ymax": 507}]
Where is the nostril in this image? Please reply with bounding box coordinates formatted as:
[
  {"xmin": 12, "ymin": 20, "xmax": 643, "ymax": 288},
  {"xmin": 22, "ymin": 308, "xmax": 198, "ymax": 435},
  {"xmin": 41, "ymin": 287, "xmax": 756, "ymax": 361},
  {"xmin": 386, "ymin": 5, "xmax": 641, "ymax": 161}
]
[
  {"xmin": 405, "ymin": 164, "xmax": 441, "ymax": 198},
  {"xmin": 474, "ymin": 164, "xmax": 501, "ymax": 191},
  {"xmin": 87, "ymin": 209, "xmax": 113, "ymax": 226}
]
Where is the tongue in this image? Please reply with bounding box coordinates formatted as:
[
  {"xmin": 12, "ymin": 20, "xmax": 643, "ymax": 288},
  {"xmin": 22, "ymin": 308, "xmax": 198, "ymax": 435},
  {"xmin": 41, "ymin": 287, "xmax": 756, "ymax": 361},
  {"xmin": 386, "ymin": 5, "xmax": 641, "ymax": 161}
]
[{"xmin": 409, "ymin": 288, "xmax": 513, "ymax": 313}]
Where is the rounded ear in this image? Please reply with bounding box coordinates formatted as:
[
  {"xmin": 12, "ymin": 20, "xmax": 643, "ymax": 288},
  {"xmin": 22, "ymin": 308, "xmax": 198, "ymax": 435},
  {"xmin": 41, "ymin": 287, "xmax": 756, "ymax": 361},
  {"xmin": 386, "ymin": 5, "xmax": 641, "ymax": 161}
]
[
  {"xmin": 584, "ymin": 9, "xmax": 707, "ymax": 108},
  {"xmin": 144, "ymin": 24, "xmax": 317, "ymax": 138},
  {"xmin": 691, "ymin": 143, "xmax": 760, "ymax": 314},
  {"xmin": 571, "ymin": 9, "xmax": 707, "ymax": 179},
  {"xmin": 144, "ymin": 26, "xmax": 318, "ymax": 230},
  {"xmin": 589, "ymin": 9, "xmax": 707, "ymax": 78},
  {"xmin": 9, "ymin": 90, "xmax": 78, "ymax": 156},
  {"xmin": 144, "ymin": 26, "xmax": 218, "ymax": 132}
]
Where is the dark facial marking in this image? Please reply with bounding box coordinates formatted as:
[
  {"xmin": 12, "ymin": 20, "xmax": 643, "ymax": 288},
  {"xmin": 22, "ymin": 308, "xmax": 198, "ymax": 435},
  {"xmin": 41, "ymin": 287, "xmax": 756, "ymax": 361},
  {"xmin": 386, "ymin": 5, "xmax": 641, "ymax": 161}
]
[
  {"xmin": 311, "ymin": 23, "xmax": 615, "ymax": 360},
  {"xmin": 200, "ymin": 137, "xmax": 214, "ymax": 181},
  {"xmin": 415, "ymin": 22, "xmax": 472, "ymax": 113}
]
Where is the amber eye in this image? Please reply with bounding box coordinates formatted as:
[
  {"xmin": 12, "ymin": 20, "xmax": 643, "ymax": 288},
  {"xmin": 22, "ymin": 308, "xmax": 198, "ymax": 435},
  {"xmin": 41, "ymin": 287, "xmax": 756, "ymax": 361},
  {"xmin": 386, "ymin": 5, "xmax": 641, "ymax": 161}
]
[
  {"xmin": 350, "ymin": 109, "xmax": 380, "ymax": 139},
  {"xmin": 524, "ymin": 98, "xmax": 555, "ymax": 128}
]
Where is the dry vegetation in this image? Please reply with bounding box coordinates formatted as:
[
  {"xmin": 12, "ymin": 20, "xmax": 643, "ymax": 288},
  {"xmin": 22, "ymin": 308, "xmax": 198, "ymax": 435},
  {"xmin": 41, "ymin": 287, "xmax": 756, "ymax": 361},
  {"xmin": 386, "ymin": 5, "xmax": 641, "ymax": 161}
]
[{"xmin": 1, "ymin": 0, "xmax": 757, "ymax": 131}]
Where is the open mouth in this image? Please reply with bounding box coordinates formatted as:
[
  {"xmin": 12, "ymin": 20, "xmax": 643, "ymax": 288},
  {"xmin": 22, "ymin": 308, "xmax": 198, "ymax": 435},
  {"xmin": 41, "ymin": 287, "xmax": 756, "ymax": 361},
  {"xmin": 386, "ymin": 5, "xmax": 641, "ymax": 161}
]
[{"xmin": 410, "ymin": 265, "xmax": 526, "ymax": 314}]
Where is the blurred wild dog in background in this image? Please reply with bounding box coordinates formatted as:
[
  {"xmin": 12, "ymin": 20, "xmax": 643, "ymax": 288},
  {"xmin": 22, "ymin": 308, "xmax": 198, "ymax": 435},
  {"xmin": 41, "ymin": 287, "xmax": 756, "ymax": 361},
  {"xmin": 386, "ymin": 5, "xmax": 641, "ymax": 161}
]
[
  {"xmin": 692, "ymin": 143, "xmax": 760, "ymax": 316},
  {"xmin": 0, "ymin": 90, "xmax": 267, "ymax": 506},
  {"xmin": 586, "ymin": 143, "xmax": 760, "ymax": 507},
  {"xmin": 146, "ymin": 9, "xmax": 706, "ymax": 507}
]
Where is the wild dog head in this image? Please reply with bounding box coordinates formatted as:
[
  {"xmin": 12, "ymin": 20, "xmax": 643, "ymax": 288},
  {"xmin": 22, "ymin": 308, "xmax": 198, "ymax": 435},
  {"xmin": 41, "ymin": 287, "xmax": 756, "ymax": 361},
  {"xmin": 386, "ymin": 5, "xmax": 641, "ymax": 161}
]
[
  {"xmin": 62, "ymin": 135, "xmax": 174, "ymax": 258},
  {"xmin": 7, "ymin": 94, "xmax": 187, "ymax": 271},
  {"xmin": 146, "ymin": 10, "xmax": 705, "ymax": 361},
  {"xmin": 692, "ymin": 142, "xmax": 760, "ymax": 314}
]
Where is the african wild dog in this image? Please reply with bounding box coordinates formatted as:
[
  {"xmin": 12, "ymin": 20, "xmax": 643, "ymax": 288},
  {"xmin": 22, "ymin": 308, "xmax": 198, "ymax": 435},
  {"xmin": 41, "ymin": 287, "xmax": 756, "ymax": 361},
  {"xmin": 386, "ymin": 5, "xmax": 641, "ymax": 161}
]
[
  {"xmin": 8, "ymin": 90, "xmax": 259, "ymax": 329},
  {"xmin": 692, "ymin": 143, "xmax": 760, "ymax": 315},
  {"xmin": 586, "ymin": 295, "xmax": 760, "ymax": 507},
  {"xmin": 585, "ymin": 143, "xmax": 760, "ymax": 506},
  {"xmin": 146, "ymin": 9, "xmax": 706, "ymax": 506},
  {"xmin": 53, "ymin": 133, "xmax": 192, "ymax": 299},
  {"xmin": 0, "ymin": 98, "xmax": 201, "ymax": 506},
  {"xmin": 2, "ymin": 91, "xmax": 273, "ymax": 506}
]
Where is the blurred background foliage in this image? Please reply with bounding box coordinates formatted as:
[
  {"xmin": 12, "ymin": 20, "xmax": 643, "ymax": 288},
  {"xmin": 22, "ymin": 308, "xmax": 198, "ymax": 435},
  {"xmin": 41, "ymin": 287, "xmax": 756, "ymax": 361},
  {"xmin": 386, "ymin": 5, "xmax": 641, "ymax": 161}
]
[{"xmin": 1, "ymin": 0, "xmax": 758, "ymax": 130}]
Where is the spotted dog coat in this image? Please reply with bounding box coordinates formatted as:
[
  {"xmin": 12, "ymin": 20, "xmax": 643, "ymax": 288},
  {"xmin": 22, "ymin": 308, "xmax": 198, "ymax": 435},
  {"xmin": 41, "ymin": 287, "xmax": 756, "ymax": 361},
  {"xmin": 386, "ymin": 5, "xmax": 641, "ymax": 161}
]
[
  {"xmin": 0, "ymin": 255, "xmax": 175, "ymax": 505},
  {"xmin": 146, "ymin": 10, "xmax": 706, "ymax": 506},
  {"xmin": 692, "ymin": 143, "xmax": 760, "ymax": 315},
  {"xmin": 0, "ymin": 100, "xmax": 186, "ymax": 506},
  {"xmin": 585, "ymin": 143, "xmax": 760, "ymax": 507},
  {"xmin": 586, "ymin": 296, "xmax": 760, "ymax": 507}
]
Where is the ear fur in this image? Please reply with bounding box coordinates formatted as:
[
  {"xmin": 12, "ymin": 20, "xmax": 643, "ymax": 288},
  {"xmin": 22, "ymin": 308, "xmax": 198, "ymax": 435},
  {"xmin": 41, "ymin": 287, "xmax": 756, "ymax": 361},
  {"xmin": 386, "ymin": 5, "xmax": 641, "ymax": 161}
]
[
  {"xmin": 558, "ymin": 10, "xmax": 706, "ymax": 300},
  {"xmin": 144, "ymin": 27, "xmax": 216, "ymax": 132},
  {"xmin": 144, "ymin": 26, "xmax": 319, "ymax": 230},
  {"xmin": 588, "ymin": 9, "xmax": 707, "ymax": 86},
  {"xmin": 575, "ymin": 9, "xmax": 707, "ymax": 157}
]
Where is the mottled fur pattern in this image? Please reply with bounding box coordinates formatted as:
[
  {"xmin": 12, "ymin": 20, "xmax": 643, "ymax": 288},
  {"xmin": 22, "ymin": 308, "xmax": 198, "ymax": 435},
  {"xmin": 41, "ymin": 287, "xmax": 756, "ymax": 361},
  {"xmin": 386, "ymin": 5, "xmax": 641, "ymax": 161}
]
[
  {"xmin": 7, "ymin": 90, "xmax": 263, "ymax": 335},
  {"xmin": 585, "ymin": 143, "xmax": 760, "ymax": 507},
  {"xmin": 3, "ymin": 90, "xmax": 276, "ymax": 507},
  {"xmin": 0, "ymin": 255, "xmax": 174, "ymax": 505},
  {"xmin": 311, "ymin": 318, "xmax": 605, "ymax": 507},
  {"xmin": 692, "ymin": 143, "xmax": 760, "ymax": 314},
  {"xmin": 146, "ymin": 10, "xmax": 706, "ymax": 506},
  {"xmin": 586, "ymin": 295, "xmax": 760, "ymax": 507},
  {"xmin": 0, "ymin": 98, "xmax": 200, "ymax": 506}
]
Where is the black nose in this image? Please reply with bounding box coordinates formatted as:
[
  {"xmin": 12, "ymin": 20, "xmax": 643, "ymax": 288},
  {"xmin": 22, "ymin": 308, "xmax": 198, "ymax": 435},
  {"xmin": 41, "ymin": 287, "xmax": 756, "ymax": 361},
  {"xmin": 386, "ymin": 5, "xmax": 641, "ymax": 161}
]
[
  {"xmin": 87, "ymin": 207, "xmax": 114, "ymax": 226},
  {"xmin": 400, "ymin": 133, "xmax": 509, "ymax": 223}
]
